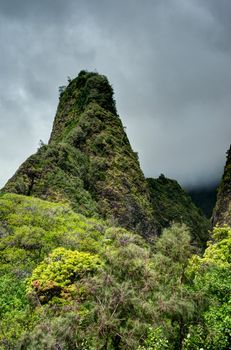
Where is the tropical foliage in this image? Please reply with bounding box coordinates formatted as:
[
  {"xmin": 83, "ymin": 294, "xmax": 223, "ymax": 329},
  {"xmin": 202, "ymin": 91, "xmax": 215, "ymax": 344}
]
[{"xmin": 0, "ymin": 193, "xmax": 229, "ymax": 349}]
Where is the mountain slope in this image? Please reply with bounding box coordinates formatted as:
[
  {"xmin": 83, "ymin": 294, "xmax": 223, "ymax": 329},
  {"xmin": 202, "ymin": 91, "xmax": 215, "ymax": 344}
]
[
  {"xmin": 2, "ymin": 71, "xmax": 156, "ymax": 237},
  {"xmin": 147, "ymin": 175, "xmax": 209, "ymax": 248},
  {"xmin": 212, "ymin": 145, "xmax": 231, "ymax": 227},
  {"xmin": 187, "ymin": 184, "xmax": 218, "ymax": 218}
]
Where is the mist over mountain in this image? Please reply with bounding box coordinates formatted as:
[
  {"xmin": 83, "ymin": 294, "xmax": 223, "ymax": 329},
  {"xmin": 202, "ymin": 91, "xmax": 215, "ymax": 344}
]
[{"xmin": 187, "ymin": 182, "xmax": 219, "ymax": 218}]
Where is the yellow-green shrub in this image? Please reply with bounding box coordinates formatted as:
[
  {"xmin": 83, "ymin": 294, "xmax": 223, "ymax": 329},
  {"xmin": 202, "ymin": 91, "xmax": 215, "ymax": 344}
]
[{"xmin": 27, "ymin": 247, "xmax": 102, "ymax": 303}]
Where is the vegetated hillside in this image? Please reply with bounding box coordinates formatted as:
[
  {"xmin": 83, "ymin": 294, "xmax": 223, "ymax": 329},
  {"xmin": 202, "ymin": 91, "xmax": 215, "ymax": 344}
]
[
  {"xmin": 147, "ymin": 175, "xmax": 209, "ymax": 249},
  {"xmin": 212, "ymin": 145, "xmax": 231, "ymax": 227},
  {"xmin": 0, "ymin": 193, "xmax": 230, "ymax": 349},
  {"xmin": 2, "ymin": 71, "xmax": 156, "ymax": 237},
  {"xmin": 187, "ymin": 183, "xmax": 218, "ymax": 218}
]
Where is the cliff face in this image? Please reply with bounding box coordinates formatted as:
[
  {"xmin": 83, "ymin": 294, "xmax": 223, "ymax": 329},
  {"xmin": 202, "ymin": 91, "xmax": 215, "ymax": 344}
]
[
  {"xmin": 3, "ymin": 71, "xmax": 157, "ymax": 237},
  {"xmin": 212, "ymin": 145, "xmax": 231, "ymax": 227},
  {"xmin": 147, "ymin": 175, "xmax": 209, "ymax": 248}
]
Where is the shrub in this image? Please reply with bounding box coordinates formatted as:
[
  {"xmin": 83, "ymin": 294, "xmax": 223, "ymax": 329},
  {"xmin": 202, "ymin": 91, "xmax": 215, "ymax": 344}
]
[{"xmin": 27, "ymin": 247, "xmax": 102, "ymax": 303}]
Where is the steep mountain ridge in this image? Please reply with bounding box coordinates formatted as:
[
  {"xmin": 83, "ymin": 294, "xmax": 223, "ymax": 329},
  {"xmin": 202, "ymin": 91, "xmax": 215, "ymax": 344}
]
[
  {"xmin": 212, "ymin": 145, "xmax": 231, "ymax": 227},
  {"xmin": 3, "ymin": 71, "xmax": 157, "ymax": 237},
  {"xmin": 147, "ymin": 175, "xmax": 209, "ymax": 248}
]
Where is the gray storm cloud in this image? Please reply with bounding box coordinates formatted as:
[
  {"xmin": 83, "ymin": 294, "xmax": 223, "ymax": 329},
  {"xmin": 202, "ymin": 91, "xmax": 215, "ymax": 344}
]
[{"xmin": 0, "ymin": 0, "xmax": 230, "ymax": 188}]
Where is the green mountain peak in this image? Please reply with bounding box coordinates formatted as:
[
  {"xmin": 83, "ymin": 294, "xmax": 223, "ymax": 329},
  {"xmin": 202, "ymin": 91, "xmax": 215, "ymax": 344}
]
[
  {"xmin": 49, "ymin": 71, "xmax": 117, "ymax": 143},
  {"xmin": 3, "ymin": 71, "xmax": 157, "ymax": 237},
  {"xmin": 2, "ymin": 71, "xmax": 209, "ymax": 245}
]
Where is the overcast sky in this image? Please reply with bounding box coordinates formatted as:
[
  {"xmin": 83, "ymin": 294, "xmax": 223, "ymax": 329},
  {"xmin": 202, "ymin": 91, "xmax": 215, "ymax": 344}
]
[{"xmin": 0, "ymin": 0, "xmax": 230, "ymax": 189}]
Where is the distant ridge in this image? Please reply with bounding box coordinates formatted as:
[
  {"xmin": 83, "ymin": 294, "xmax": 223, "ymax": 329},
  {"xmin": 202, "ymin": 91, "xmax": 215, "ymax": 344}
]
[
  {"xmin": 187, "ymin": 183, "xmax": 218, "ymax": 218},
  {"xmin": 147, "ymin": 175, "xmax": 209, "ymax": 247}
]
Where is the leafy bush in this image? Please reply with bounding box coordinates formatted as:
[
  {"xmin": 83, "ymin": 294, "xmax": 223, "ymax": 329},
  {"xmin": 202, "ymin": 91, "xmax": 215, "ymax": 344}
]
[
  {"xmin": 27, "ymin": 247, "xmax": 102, "ymax": 303},
  {"xmin": 137, "ymin": 327, "xmax": 170, "ymax": 350}
]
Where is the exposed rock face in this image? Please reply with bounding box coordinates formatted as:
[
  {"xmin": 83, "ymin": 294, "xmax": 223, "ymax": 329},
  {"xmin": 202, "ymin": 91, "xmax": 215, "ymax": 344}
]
[
  {"xmin": 3, "ymin": 71, "xmax": 157, "ymax": 237},
  {"xmin": 147, "ymin": 175, "xmax": 209, "ymax": 248},
  {"xmin": 212, "ymin": 145, "xmax": 231, "ymax": 227}
]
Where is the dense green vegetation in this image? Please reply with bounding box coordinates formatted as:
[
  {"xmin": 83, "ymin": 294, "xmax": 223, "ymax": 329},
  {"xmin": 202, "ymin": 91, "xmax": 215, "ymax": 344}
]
[
  {"xmin": 0, "ymin": 193, "xmax": 230, "ymax": 349},
  {"xmin": 147, "ymin": 175, "xmax": 209, "ymax": 248}
]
